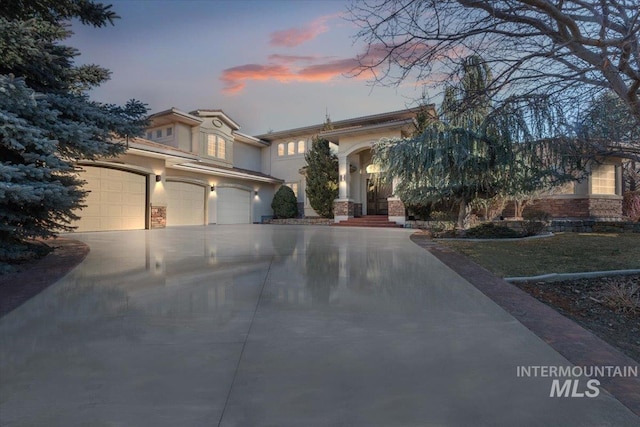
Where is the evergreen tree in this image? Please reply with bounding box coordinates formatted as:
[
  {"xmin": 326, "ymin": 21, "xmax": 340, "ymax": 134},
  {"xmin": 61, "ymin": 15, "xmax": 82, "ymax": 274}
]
[
  {"xmin": 304, "ymin": 136, "xmax": 338, "ymax": 218},
  {"xmin": 0, "ymin": 0, "xmax": 148, "ymax": 268}
]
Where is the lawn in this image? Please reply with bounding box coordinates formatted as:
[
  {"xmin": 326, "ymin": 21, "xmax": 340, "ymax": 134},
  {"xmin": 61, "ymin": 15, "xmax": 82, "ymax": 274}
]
[{"xmin": 438, "ymin": 232, "xmax": 640, "ymax": 277}]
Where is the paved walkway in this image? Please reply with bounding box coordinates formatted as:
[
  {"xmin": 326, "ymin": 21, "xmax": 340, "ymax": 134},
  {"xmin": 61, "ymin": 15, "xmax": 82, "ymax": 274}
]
[{"xmin": 0, "ymin": 225, "xmax": 638, "ymax": 426}]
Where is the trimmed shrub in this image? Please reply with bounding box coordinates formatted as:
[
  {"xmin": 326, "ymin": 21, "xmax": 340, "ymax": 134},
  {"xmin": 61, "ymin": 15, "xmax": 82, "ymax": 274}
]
[
  {"xmin": 271, "ymin": 186, "xmax": 298, "ymax": 219},
  {"xmin": 465, "ymin": 223, "xmax": 521, "ymax": 239},
  {"xmin": 522, "ymin": 209, "xmax": 551, "ymax": 236}
]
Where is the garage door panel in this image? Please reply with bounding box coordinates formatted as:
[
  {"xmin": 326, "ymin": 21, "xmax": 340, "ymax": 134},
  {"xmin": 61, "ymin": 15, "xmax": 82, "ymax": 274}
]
[
  {"xmin": 166, "ymin": 182, "xmax": 206, "ymax": 226},
  {"xmin": 72, "ymin": 166, "xmax": 147, "ymax": 232},
  {"xmin": 217, "ymin": 188, "xmax": 251, "ymax": 224}
]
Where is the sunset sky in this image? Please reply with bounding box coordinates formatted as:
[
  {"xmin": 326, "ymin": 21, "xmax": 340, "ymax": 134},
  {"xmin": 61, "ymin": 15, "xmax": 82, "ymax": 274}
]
[{"xmin": 69, "ymin": 0, "xmax": 428, "ymax": 135}]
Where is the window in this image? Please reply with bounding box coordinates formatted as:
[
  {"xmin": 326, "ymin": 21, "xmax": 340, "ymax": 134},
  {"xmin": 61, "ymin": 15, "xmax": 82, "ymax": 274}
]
[
  {"xmin": 297, "ymin": 140, "xmax": 306, "ymax": 154},
  {"xmin": 591, "ymin": 164, "xmax": 616, "ymax": 195},
  {"xmin": 156, "ymin": 129, "xmax": 162, "ymax": 138},
  {"xmin": 287, "ymin": 141, "xmax": 295, "ymax": 155},
  {"xmin": 166, "ymin": 127, "xmax": 172, "ymax": 136},
  {"xmin": 277, "ymin": 143, "xmax": 285, "ymax": 156},
  {"xmin": 207, "ymin": 134, "xmax": 226, "ymax": 159},
  {"xmin": 207, "ymin": 134, "xmax": 216, "ymax": 157},
  {"xmin": 146, "ymin": 132, "xmax": 152, "ymax": 140},
  {"xmin": 285, "ymin": 182, "xmax": 299, "ymax": 198},
  {"xmin": 217, "ymin": 136, "xmax": 226, "ymax": 159}
]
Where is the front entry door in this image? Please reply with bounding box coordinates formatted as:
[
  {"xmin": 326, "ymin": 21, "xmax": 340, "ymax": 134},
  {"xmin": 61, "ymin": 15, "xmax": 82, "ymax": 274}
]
[{"xmin": 366, "ymin": 179, "xmax": 392, "ymax": 215}]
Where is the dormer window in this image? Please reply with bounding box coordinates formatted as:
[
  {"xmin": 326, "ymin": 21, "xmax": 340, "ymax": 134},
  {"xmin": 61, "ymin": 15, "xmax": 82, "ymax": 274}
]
[
  {"xmin": 207, "ymin": 134, "xmax": 226, "ymax": 159},
  {"xmin": 287, "ymin": 141, "xmax": 295, "ymax": 155}
]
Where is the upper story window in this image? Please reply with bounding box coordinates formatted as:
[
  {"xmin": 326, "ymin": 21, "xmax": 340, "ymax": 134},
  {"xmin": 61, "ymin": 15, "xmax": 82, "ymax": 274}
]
[
  {"xmin": 277, "ymin": 139, "xmax": 307, "ymax": 157},
  {"xmin": 156, "ymin": 129, "xmax": 162, "ymax": 138},
  {"xmin": 146, "ymin": 132, "xmax": 152, "ymax": 140},
  {"xmin": 207, "ymin": 134, "xmax": 226, "ymax": 160},
  {"xmin": 166, "ymin": 127, "xmax": 173, "ymax": 136},
  {"xmin": 591, "ymin": 164, "xmax": 616, "ymax": 195}
]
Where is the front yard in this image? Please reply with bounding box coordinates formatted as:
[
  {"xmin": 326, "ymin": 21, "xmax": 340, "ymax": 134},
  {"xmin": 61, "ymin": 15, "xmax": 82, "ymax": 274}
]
[
  {"xmin": 438, "ymin": 232, "xmax": 640, "ymax": 278},
  {"xmin": 437, "ymin": 232, "xmax": 640, "ymax": 362}
]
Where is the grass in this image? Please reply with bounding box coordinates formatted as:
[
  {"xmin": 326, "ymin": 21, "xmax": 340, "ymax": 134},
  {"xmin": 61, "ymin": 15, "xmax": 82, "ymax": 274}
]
[{"xmin": 438, "ymin": 232, "xmax": 640, "ymax": 277}]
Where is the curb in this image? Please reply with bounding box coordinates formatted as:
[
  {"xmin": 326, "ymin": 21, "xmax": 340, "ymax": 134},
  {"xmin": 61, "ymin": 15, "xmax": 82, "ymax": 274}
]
[{"xmin": 505, "ymin": 269, "xmax": 640, "ymax": 283}]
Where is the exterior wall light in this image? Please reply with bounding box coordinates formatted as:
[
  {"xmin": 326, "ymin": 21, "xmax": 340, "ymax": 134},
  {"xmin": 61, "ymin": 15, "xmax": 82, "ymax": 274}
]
[
  {"xmin": 211, "ymin": 185, "xmax": 215, "ymax": 192},
  {"xmin": 339, "ymin": 174, "xmax": 346, "ymax": 182},
  {"xmin": 155, "ymin": 174, "xmax": 162, "ymax": 182},
  {"xmin": 254, "ymin": 190, "xmax": 259, "ymax": 196}
]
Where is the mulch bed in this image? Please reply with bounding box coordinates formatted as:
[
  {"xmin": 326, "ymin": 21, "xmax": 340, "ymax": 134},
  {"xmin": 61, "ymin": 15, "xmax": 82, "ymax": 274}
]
[
  {"xmin": 515, "ymin": 275, "xmax": 640, "ymax": 363},
  {"xmin": 0, "ymin": 238, "xmax": 89, "ymax": 318}
]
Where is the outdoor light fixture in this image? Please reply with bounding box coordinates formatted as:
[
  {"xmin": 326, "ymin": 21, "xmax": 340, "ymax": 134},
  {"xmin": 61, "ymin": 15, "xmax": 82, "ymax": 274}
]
[
  {"xmin": 339, "ymin": 174, "xmax": 345, "ymax": 182},
  {"xmin": 254, "ymin": 190, "xmax": 259, "ymax": 196},
  {"xmin": 211, "ymin": 185, "xmax": 215, "ymax": 192},
  {"xmin": 155, "ymin": 174, "xmax": 162, "ymax": 182}
]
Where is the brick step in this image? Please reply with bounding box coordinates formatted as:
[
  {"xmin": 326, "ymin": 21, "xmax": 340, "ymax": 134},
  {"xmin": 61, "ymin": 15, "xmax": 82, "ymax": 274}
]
[
  {"xmin": 332, "ymin": 216, "xmax": 403, "ymax": 228},
  {"xmin": 332, "ymin": 222, "xmax": 403, "ymax": 228}
]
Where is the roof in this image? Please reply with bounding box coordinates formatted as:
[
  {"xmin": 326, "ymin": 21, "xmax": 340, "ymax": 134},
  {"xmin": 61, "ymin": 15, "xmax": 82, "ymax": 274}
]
[
  {"xmin": 190, "ymin": 109, "xmax": 241, "ymax": 131},
  {"xmin": 254, "ymin": 106, "xmax": 435, "ymax": 141},
  {"xmin": 147, "ymin": 108, "xmax": 202, "ymax": 127}
]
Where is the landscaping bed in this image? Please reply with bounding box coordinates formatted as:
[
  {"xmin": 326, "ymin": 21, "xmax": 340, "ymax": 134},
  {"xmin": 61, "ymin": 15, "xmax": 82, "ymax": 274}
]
[{"xmin": 515, "ymin": 274, "xmax": 640, "ymax": 362}]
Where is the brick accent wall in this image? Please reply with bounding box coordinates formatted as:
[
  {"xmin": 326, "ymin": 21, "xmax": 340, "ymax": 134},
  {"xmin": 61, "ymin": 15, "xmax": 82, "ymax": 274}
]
[
  {"xmin": 527, "ymin": 197, "xmax": 622, "ymax": 220},
  {"xmin": 151, "ymin": 205, "xmax": 166, "ymax": 228},
  {"xmin": 334, "ymin": 200, "xmax": 354, "ymax": 217},
  {"xmin": 388, "ymin": 198, "xmax": 405, "ymax": 217},
  {"xmin": 503, "ymin": 197, "xmax": 623, "ymax": 220}
]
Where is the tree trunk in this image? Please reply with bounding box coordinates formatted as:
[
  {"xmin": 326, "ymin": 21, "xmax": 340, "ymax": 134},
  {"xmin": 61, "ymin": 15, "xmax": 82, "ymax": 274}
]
[{"xmin": 457, "ymin": 199, "xmax": 470, "ymax": 229}]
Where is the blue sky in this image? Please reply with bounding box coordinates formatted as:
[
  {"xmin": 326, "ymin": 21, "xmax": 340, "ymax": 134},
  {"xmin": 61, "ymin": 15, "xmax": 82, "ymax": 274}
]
[{"xmin": 69, "ymin": 0, "xmax": 425, "ymax": 135}]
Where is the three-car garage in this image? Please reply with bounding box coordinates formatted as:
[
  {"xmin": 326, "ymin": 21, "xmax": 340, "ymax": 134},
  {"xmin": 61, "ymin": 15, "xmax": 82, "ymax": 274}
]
[{"xmin": 72, "ymin": 165, "xmax": 257, "ymax": 232}]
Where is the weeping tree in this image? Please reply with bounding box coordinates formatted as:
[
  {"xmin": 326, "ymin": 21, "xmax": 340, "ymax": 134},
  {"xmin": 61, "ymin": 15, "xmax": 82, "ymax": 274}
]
[{"xmin": 373, "ymin": 55, "xmax": 581, "ymax": 228}]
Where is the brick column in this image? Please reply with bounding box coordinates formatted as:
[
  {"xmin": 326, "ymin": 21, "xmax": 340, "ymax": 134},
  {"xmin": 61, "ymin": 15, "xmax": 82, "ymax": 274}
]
[
  {"xmin": 388, "ymin": 197, "xmax": 405, "ymax": 226},
  {"xmin": 151, "ymin": 205, "xmax": 167, "ymax": 228},
  {"xmin": 333, "ymin": 199, "xmax": 354, "ymax": 223}
]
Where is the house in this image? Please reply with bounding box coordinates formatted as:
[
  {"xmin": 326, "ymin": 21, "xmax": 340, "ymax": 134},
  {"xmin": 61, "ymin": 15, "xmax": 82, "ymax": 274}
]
[
  {"xmin": 70, "ymin": 105, "xmax": 626, "ymax": 233},
  {"xmin": 71, "ymin": 108, "xmax": 282, "ymax": 232}
]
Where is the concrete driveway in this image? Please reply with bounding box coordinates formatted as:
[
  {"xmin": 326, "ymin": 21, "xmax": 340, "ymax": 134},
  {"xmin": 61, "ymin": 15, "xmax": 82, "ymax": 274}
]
[{"xmin": 0, "ymin": 225, "xmax": 638, "ymax": 426}]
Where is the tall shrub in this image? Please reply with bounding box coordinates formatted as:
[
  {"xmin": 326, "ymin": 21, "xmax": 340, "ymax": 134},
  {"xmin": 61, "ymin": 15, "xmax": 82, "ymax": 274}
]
[{"xmin": 304, "ymin": 136, "xmax": 338, "ymax": 218}]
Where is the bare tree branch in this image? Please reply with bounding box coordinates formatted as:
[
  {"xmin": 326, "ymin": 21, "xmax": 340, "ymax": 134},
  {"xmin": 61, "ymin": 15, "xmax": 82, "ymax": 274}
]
[{"xmin": 348, "ymin": 0, "xmax": 640, "ymax": 124}]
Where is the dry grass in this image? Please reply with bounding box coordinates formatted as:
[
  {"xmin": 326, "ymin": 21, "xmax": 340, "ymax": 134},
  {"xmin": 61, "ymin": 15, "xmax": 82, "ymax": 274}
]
[
  {"xmin": 438, "ymin": 232, "xmax": 640, "ymax": 277},
  {"xmin": 599, "ymin": 283, "xmax": 640, "ymax": 315}
]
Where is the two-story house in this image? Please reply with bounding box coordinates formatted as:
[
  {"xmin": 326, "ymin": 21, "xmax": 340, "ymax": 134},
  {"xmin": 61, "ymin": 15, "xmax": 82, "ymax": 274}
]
[{"xmin": 69, "ymin": 106, "xmax": 626, "ymax": 233}]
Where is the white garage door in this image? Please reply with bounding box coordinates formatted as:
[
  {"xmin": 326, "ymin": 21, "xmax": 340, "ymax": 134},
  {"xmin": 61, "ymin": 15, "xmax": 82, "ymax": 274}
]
[
  {"xmin": 73, "ymin": 166, "xmax": 146, "ymax": 232},
  {"xmin": 217, "ymin": 188, "xmax": 251, "ymax": 224},
  {"xmin": 166, "ymin": 181, "xmax": 206, "ymax": 226}
]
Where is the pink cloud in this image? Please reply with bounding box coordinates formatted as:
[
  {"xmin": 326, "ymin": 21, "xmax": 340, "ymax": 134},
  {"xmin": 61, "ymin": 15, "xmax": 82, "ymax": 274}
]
[
  {"xmin": 269, "ymin": 15, "xmax": 337, "ymax": 47},
  {"xmin": 220, "ymin": 41, "xmax": 464, "ymax": 94}
]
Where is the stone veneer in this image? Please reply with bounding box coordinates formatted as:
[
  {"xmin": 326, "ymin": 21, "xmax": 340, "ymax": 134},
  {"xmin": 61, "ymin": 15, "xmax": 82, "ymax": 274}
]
[
  {"xmin": 388, "ymin": 198, "xmax": 405, "ymax": 217},
  {"xmin": 334, "ymin": 200, "xmax": 354, "ymax": 217},
  {"xmin": 151, "ymin": 205, "xmax": 166, "ymax": 228}
]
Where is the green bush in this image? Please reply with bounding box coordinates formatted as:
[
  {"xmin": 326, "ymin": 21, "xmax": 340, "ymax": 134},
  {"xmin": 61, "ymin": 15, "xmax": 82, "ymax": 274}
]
[
  {"xmin": 271, "ymin": 186, "xmax": 298, "ymax": 219},
  {"xmin": 522, "ymin": 209, "xmax": 551, "ymax": 236},
  {"xmin": 465, "ymin": 223, "xmax": 520, "ymax": 239}
]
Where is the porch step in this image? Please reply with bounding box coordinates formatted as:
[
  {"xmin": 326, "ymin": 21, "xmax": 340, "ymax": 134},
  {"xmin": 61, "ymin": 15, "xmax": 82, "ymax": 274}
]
[{"xmin": 332, "ymin": 215, "xmax": 404, "ymax": 228}]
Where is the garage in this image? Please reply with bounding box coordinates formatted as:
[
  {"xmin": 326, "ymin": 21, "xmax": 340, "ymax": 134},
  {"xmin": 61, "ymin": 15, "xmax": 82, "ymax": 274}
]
[
  {"xmin": 166, "ymin": 181, "xmax": 206, "ymax": 226},
  {"xmin": 217, "ymin": 187, "xmax": 251, "ymax": 224},
  {"xmin": 73, "ymin": 166, "xmax": 147, "ymax": 232}
]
